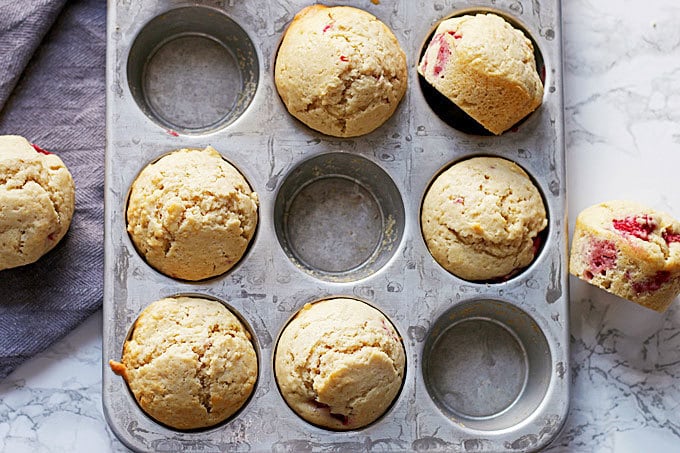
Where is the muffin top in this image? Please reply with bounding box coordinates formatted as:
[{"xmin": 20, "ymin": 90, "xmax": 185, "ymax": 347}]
[
  {"xmin": 275, "ymin": 5, "xmax": 407, "ymax": 137},
  {"xmin": 421, "ymin": 157, "xmax": 547, "ymax": 280},
  {"xmin": 275, "ymin": 298, "xmax": 405, "ymax": 430},
  {"xmin": 126, "ymin": 146, "xmax": 258, "ymax": 281},
  {"xmin": 109, "ymin": 296, "xmax": 258, "ymax": 430},
  {"xmin": 0, "ymin": 135, "xmax": 75, "ymax": 271}
]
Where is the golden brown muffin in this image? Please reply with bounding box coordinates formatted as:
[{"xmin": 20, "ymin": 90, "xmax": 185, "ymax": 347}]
[
  {"xmin": 274, "ymin": 298, "xmax": 405, "ymax": 430},
  {"xmin": 418, "ymin": 13, "xmax": 543, "ymax": 135},
  {"xmin": 109, "ymin": 296, "xmax": 258, "ymax": 430},
  {"xmin": 126, "ymin": 146, "xmax": 258, "ymax": 281},
  {"xmin": 421, "ymin": 157, "xmax": 547, "ymax": 281},
  {"xmin": 0, "ymin": 135, "xmax": 75, "ymax": 270},
  {"xmin": 275, "ymin": 5, "xmax": 407, "ymax": 137},
  {"xmin": 570, "ymin": 200, "xmax": 680, "ymax": 312}
]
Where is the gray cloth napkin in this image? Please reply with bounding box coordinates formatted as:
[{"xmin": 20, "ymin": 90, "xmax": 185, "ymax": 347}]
[{"xmin": 0, "ymin": 0, "xmax": 105, "ymax": 379}]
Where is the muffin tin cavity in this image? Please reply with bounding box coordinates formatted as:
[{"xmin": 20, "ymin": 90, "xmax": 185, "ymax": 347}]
[
  {"xmin": 127, "ymin": 6, "xmax": 259, "ymax": 134},
  {"xmin": 422, "ymin": 299, "xmax": 551, "ymax": 431},
  {"xmin": 417, "ymin": 9, "xmax": 545, "ymax": 135},
  {"xmin": 274, "ymin": 152, "xmax": 404, "ymax": 281}
]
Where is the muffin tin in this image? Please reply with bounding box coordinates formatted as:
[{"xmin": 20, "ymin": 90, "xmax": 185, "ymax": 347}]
[{"xmin": 103, "ymin": 0, "xmax": 568, "ymax": 451}]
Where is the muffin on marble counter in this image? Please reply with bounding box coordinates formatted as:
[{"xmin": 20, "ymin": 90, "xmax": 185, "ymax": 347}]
[
  {"xmin": 275, "ymin": 4, "xmax": 407, "ymax": 137},
  {"xmin": 274, "ymin": 298, "xmax": 405, "ymax": 430},
  {"xmin": 421, "ymin": 156, "xmax": 547, "ymax": 281},
  {"xmin": 418, "ymin": 13, "xmax": 543, "ymax": 135},
  {"xmin": 109, "ymin": 296, "xmax": 258, "ymax": 430},
  {"xmin": 126, "ymin": 146, "xmax": 258, "ymax": 281},
  {"xmin": 570, "ymin": 200, "xmax": 680, "ymax": 312},
  {"xmin": 0, "ymin": 135, "xmax": 75, "ymax": 271}
]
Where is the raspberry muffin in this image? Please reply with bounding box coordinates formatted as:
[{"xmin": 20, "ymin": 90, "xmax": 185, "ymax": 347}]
[
  {"xmin": 570, "ymin": 200, "xmax": 680, "ymax": 312},
  {"xmin": 274, "ymin": 298, "xmax": 405, "ymax": 430},
  {"xmin": 109, "ymin": 296, "xmax": 258, "ymax": 430},
  {"xmin": 0, "ymin": 135, "xmax": 75, "ymax": 270},
  {"xmin": 126, "ymin": 146, "xmax": 258, "ymax": 281},
  {"xmin": 418, "ymin": 13, "xmax": 543, "ymax": 135},
  {"xmin": 275, "ymin": 5, "xmax": 407, "ymax": 137},
  {"xmin": 421, "ymin": 157, "xmax": 547, "ymax": 281}
]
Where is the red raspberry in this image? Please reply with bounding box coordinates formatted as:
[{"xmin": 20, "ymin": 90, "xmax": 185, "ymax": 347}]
[
  {"xmin": 612, "ymin": 215, "xmax": 657, "ymax": 241},
  {"xmin": 31, "ymin": 143, "xmax": 51, "ymax": 155},
  {"xmin": 433, "ymin": 34, "xmax": 451, "ymax": 76},
  {"xmin": 632, "ymin": 271, "xmax": 671, "ymax": 295},
  {"xmin": 586, "ymin": 239, "xmax": 617, "ymax": 278},
  {"xmin": 663, "ymin": 230, "xmax": 680, "ymax": 244}
]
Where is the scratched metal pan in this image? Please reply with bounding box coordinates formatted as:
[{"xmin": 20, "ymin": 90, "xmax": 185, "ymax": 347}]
[{"xmin": 103, "ymin": 0, "xmax": 568, "ymax": 451}]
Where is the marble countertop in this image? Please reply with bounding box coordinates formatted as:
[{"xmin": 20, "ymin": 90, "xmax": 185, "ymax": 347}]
[{"xmin": 2, "ymin": 0, "xmax": 680, "ymax": 451}]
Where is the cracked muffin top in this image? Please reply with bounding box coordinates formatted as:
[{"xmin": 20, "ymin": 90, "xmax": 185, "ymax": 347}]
[
  {"xmin": 0, "ymin": 135, "xmax": 75, "ymax": 271},
  {"xmin": 126, "ymin": 146, "xmax": 258, "ymax": 281},
  {"xmin": 109, "ymin": 296, "xmax": 257, "ymax": 430},
  {"xmin": 421, "ymin": 156, "xmax": 547, "ymax": 281},
  {"xmin": 274, "ymin": 297, "xmax": 405, "ymax": 430},
  {"xmin": 274, "ymin": 4, "xmax": 407, "ymax": 137}
]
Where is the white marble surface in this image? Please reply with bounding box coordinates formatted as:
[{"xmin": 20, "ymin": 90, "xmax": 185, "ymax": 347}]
[{"xmin": 2, "ymin": 0, "xmax": 680, "ymax": 451}]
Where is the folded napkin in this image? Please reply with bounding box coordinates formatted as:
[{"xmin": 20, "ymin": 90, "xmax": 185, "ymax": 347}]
[{"xmin": 0, "ymin": 0, "xmax": 105, "ymax": 379}]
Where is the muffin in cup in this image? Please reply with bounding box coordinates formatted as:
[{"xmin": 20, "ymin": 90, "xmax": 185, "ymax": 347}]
[
  {"xmin": 274, "ymin": 297, "xmax": 405, "ymax": 430},
  {"xmin": 126, "ymin": 146, "xmax": 258, "ymax": 281},
  {"xmin": 109, "ymin": 296, "xmax": 258, "ymax": 430}
]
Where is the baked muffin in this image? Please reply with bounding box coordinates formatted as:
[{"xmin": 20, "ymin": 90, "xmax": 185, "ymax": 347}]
[
  {"xmin": 421, "ymin": 157, "xmax": 547, "ymax": 281},
  {"xmin": 109, "ymin": 296, "xmax": 258, "ymax": 430},
  {"xmin": 275, "ymin": 5, "xmax": 407, "ymax": 137},
  {"xmin": 126, "ymin": 146, "xmax": 258, "ymax": 281},
  {"xmin": 418, "ymin": 13, "xmax": 543, "ymax": 135},
  {"xmin": 274, "ymin": 298, "xmax": 405, "ymax": 430},
  {"xmin": 0, "ymin": 135, "xmax": 75, "ymax": 271},
  {"xmin": 570, "ymin": 200, "xmax": 680, "ymax": 312}
]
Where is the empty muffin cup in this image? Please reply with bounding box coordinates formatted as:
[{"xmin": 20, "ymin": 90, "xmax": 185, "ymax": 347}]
[
  {"xmin": 422, "ymin": 299, "xmax": 551, "ymax": 431},
  {"xmin": 274, "ymin": 152, "xmax": 404, "ymax": 281},
  {"xmin": 127, "ymin": 6, "xmax": 259, "ymax": 133}
]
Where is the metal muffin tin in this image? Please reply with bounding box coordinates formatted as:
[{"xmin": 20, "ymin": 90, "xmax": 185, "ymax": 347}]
[{"xmin": 103, "ymin": 0, "xmax": 568, "ymax": 451}]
